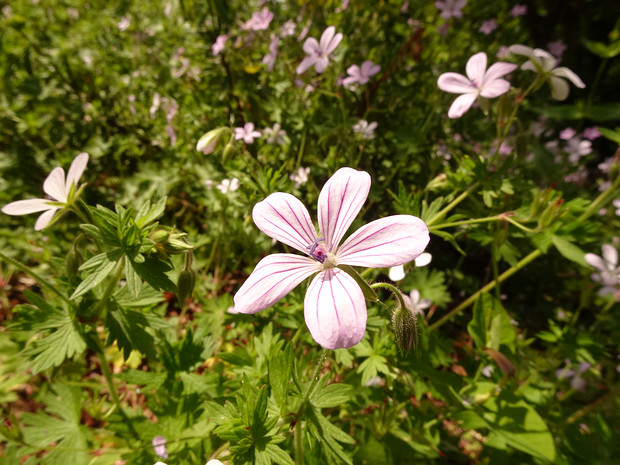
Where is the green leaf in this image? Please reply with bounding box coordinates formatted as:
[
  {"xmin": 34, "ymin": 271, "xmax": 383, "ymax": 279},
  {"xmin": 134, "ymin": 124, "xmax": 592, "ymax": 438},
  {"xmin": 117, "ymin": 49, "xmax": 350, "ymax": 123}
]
[
  {"xmin": 306, "ymin": 406, "xmax": 354, "ymax": 464},
  {"xmin": 482, "ymin": 391, "xmax": 556, "ymax": 461},
  {"xmin": 269, "ymin": 343, "xmax": 293, "ymax": 406},
  {"xmin": 598, "ymin": 126, "xmax": 620, "ymax": 144},
  {"xmin": 584, "ymin": 39, "xmax": 620, "ymax": 58},
  {"xmin": 131, "ymin": 255, "xmax": 176, "ymax": 292},
  {"xmin": 311, "ymin": 381, "xmax": 353, "ymax": 409},
  {"xmin": 123, "ymin": 257, "xmax": 142, "ymax": 298},
  {"xmin": 468, "ymin": 293, "xmax": 516, "ymax": 352},
  {"xmin": 552, "ymin": 235, "xmax": 588, "ymax": 267},
  {"xmin": 263, "ymin": 443, "xmax": 295, "ymax": 465},
  {"xmin": 135, "ymin": 196, "xmax": 167, "ymax": 227},
  {"xmin": 71, "ymin": 250, "xmax": 122, "ymax": 299},
  {"xmin": 105, "ymin": 307, "xmax": 156, "ymax": 359},
  {"xmin": 21, "ymin": 314, "xmax": 87, "ymax": 373}
]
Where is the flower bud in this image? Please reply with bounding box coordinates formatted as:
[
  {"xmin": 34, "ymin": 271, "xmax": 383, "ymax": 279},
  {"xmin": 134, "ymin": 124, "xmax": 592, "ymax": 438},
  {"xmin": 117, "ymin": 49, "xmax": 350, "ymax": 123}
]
[
  {"xmin": 196, "ymin": 127, "xmax": 229, "ymax": 155},
  {"xmin": 392, "ymin": 301, "xmax": 419, "ymax": 356},
  {"xmin": 151, "ymin": 229, "xmax": 170, "ymax": 244},
  {"xmin": 177, "ymin": 268, "xmax": 196, "ymax": 305},
  {"xmin": 426, "ymin": 173, "xmax": 448, "ymax": 191}
]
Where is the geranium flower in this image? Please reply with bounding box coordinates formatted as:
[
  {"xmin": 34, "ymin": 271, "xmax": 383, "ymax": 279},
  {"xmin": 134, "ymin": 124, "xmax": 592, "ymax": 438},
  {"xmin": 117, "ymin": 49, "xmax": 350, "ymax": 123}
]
[
  {"xmin": 510, "ymin": 4, "xmax": 527, "ymax": 17},
  {"xmin": 217, "ymin": 178, "xmax": 240, "ymax": 194},
  {"xmin": 212, "ymin": 35, "xmax": 227, "ymax": 56},
  {"xmin": 234, "ymin": 122, "xmax": 261, "ymax": 144},
  {"xmin": 547, "ymin": 40, "xmax": 567, "ymax": 59},
  {"xmin": 509, "ymin": 44, "xmax": 585, "ymax": 100},
  {"xmin": 585, "ymin": 244, "xmax": 620, "ymax": 296},
  {"xmin": 152, "ymin": 436, "xmax": 168, "ymax": 459},
  {"xmin": 353, "ymin": 120, "xmax": 378, "ymax": 139},
  {"xmin": 290, "ymin": 166, "xmax": 310, "ymax": 188},
  {"xmin": 437, "ymin": 52, "xmax": 517, "ymax": 118},
  {"xmin": 296, "ymin": 26, "xmax": 343, "ymax": 75},
  {"xmin": 342, "ymin": 60, "xmax": 381, "ymax": 87},
  {"xmin": 264, "ymin": 123, "xmax": 288, "ymax": 145},
  {"xmin": 479, "ymin": 19, "xmax": 497, "ymax": 35},
  {"xmin": 2, "ymin": 152, "xmax": 89, "ymax": 230},
  {"xmin": 435, "ymin": 0, "xmax": 466, "ymax": 19},
  {"xmin": 262, "ymin": 36, "xmax": 280, "ymax": 71},
  {"xmin": 405, "ymin": 289, "xmax": 432, "ymax": 315},
  {"xmin": 242, "ymin": 7, "xmax": 273, "ymax": 31},
  {"xmin": 233, "ymin": 168, "xmax": 429, "ymax": 349}
]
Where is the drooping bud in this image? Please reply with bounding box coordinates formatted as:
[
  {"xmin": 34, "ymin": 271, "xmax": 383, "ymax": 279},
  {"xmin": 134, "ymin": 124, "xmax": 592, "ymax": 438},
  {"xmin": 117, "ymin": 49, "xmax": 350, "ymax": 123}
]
[
  {"xmin": 177, "ymin": 252, "xmax": 196, "ymax": 304},
  {"xmin": 196, "ymin": 127, "xmax": 230, "ymax": 155},
  {"xmin": 391, "ymin": 297, "xmax": 419, "ymax": 356}
]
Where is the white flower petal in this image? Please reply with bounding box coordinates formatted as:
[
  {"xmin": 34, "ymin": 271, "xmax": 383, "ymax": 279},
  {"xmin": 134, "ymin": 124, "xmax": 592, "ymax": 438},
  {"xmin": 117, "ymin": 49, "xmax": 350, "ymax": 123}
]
[
  {"xmin": 317, "ymin": 167, "xmax": 371, "ymax": 252},
  {"xmin": 34, "ymin": 207, "xmax": 59, "ymax": 230},
  {"xmin": 304, "ymin": 268, "xmax": 366, "ymax": 349},
  {"xmin": 337, "ymin": 215, "xmax": 430, "ymax": 268},
  {"xmin": 549, "ymin": 76, "xmax": 570, "ymax": 101},
  {"xmin": 43, "ymin": 167, "xmax": 67, "ymax": 202},
  {"xmin": 65, "ymin": 152, "xmax": 89, "ymax": 193},
  {"xmin": 448, "ymin": 93, "xmax": 477, "ymax": 118},
  {"xmin": 233, "ymin": 254, "xmax": 319, "ymax": 314},
  {"xmin": 389, "ymin": 265, "xmax": 405, "ymax": 281},
  {"xmin": 253, "ymin": 193, "xmax": 318, "ymax": 254},
  {"xmin": 553, "ymin": 67, "xmax": 585, "ymax": 88},
  {"xmin": 466, "ymin": 52, "xmax": 487, "ymax": 83},
  {"xmin": 437, "ymin": 72, "xmax": 474, "ymax": 94},
  {"xmin": 585, "ymin": 252, "xmax": 606, "ymax": 272},
  {"xmin": 602, "ymin": 244, "xmax": 618, "ymax": 268},
  {"xmin": 2, "ymin": 198, "xmax": 53, "ymax": 215},
  {"xmin": 415, "ymin": 252, "xmax": 432, "ymax": 267}
]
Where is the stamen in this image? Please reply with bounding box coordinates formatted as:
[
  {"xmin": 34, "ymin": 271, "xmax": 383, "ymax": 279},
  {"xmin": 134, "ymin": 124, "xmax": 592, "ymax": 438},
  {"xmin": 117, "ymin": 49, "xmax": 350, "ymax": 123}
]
[{"xmin": 307, "ymin": 238, "xmax": 327, "ymax": 263}]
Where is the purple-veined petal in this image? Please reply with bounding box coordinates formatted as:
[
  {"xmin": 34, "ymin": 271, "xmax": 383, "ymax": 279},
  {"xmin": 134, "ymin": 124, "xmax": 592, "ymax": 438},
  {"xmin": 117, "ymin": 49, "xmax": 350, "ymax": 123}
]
[
  {"xmin": 253, "ymin": 192, "xmax": 318, "ymax": 254},
  {"xmin": 2, "ymin": 198, "xmax": 52, "ymax": 215},
  {"xmin": 304, "ymin": 268, "xmax": 366, "ymax": 349},
  {"xmin": 602, "ymin": 244, "xmax": 618, "ymax": 268},
  {"xmin": 548, "ymin": 76, "xmax": 569, "ymax": 100},
  {"xmin": 34, "ymin": 207, "xmax": 59, "ymax": 230},
  {"xmin": 466, "ymin": 52, "xmax": 487, "ymax": 83},
  {"xmin": 302, "ymin": 37, "xmax": 320, "ymax": 55},
  {"xmin": 437, "ymin": 72, "xmax": 473, "ymax": 94},
  {"xmin": 448, "ymin": 93, "xmax": 477, "ymax": 118},
  {"xmin": 336, "ymin": 215, "xmax": 429, "ymax": 267},
  {"xmin": 65, "ymin": 152, "xmax": 89, "ymax": 193},
  {"xmin": 233, "ymin": 253, "xmax": 319, "ymax": 314},
  {"xmin": 483, "ymin": 62, "xmax": 517, "ymax": 84},
  {"xmin": 480, "ymin": 78, "xmax": 511, "ymax": 98},
  {"xmin": 296, "ymin": 56, "xmax": 316, "ymax": 74},
  {"xmin": 43, "ymin": 167, "xmax": 67, "ymax": 202},
  {"xmin": 319, "ymin": 26, "xmax": 335, "ymax": 52},
  {"xmin": 317, "ymin": 167, "xmax": 371, "ymax": 252},
  {"xmin": 553, "ymin": 67, "xmax": 585, "ymax": 88}
]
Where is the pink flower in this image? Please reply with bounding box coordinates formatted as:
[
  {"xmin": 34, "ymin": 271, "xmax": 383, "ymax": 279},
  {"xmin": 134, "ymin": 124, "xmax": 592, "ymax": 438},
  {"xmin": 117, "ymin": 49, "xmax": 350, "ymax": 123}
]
[
  {"xmin": 296, "ymin": 26, "xmax": 343, "ymax": 75},
  {"xmin": 559, "ymin": 127, "xmax": 576, "ymax": 140},
  {"xmin": 2, "ymin": 152, "xmax": 89, "ymax": 230},
  {"xmin": 152, "ymin": 436, "xmax": 168, "ymax": 459},
  {"xmin": 280, "ymin": 20, "xmax": 296, "ymax": 37},
  {"xmin": 564, "ymin": 137, "xmax": 592, "ymax": 163},
  {"xmin": 435, "ymin": 0, "xmax": 466, "ymax": 19},
  {"xmin": 234, "ymin": 123, "xmax": 262, "ymax": 144},
  {"xmin": 547, "ymin": 40, "xmax": 567, "ymax": 59},
  {"xmin": 233, "ymin": 168, "xmax": 430, "ymax": 349},
  {"xmin": 352, "ymin": 120, "xmax": 378, "ymax": 139},
  {"xmin": 212, "ymin": 35, "xmax": 227, "ymax": 56},
  {"xmin": 510, "ymin": 4, "xmax": 527, "ymax": 17},
  {"xmin": 262, "ymin": 36, "xmax": 280, "ymax": 71},
  {"xmin": 437, "ymin": 52, "xmax": 517, "ymax": 118},
  {"xmin": 479, "ymin": 19, "xmax": 497, "ymax": 35},
  {"xmin": 583, "ymin": 127, "xmax": 602, "ymax": 140},
  {"xmin": 342, "ymin": 60, "xmax": 381, "ymax": 87},
  {"xmin": 242, "ymin": 7, "xmax": 273, "ymax": 31}
]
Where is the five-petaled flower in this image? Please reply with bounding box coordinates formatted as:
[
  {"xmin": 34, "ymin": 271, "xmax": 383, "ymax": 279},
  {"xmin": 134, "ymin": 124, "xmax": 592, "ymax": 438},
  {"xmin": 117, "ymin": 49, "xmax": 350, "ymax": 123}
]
[
  {"xmin": 234, "ymin": 122, "xmax": 262, "ymax": 144},
  {"xmin": 509, "ymin": 44, "xmax": 585, "ymax": 100},
  {"xmin": 585, "ymin": 244, "xmax": 620, "ymax": 296},
  {"xmin": 296, "ymin": 26, "xmax": 343, "ymax": 75},
  {"xmin": 435, "ymin": 0, "xmax": 466, "ymax": 19},
  {"xmin": 2, "ymin": 152, "xmax": 89, "ymax": 230},
  {"xmin": 342, "ymin": 60, "xmax": 381, "ymax": 87},
  {"xmin": 233, "ymin": 167, "xmax": 430, "ymax": 349},
  {"xmin": 437, "ymin": 52, "xmax": 517, "ymax": 118}
]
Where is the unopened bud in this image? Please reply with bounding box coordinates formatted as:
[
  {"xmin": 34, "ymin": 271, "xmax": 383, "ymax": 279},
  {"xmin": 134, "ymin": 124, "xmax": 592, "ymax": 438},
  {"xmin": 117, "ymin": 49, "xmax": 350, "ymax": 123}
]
[
  {"xmin": 196, "ymin": 127, "xmax": 229, "ymax": 155},
  {"xmin": 426, "ymin": 173, "xmax": 448, "ymax": 191},
  {"xmin": 392, "ymin": 301, "xmax": 419, "ymax": 356},
  {"xmin": 151, "ymin": 229, "xmax": 170, "ymax": 244},
  {"xmin": 222, "ymin": 140, "xmax": 235, "ymax": 162},
  {"xmin": 177, "ymin": 268, "xmax": 196, "ymax": 304}
]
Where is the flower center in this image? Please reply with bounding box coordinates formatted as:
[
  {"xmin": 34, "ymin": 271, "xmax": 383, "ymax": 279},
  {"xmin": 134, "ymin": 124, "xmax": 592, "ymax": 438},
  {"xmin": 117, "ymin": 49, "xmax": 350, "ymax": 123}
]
[{"xmin": 307, "ymin": 238, "xmax": 337, "ymax": 269}]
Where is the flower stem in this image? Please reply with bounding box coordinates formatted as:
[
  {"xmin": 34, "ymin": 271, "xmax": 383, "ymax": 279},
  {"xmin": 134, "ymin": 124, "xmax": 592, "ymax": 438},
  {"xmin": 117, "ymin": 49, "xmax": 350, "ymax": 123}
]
[
  {"xmin": 426, "ymin": 182, "xmax": 480, "ymax": 227},
  {"xmin": 371, "ymin": 282, "xmax": 407, "ymax": 311},
  {"xmin": 429, "ymin": 249, "xmax": 542, "ymax": 331},
  {"xmin": 90, "ymin": 256, "xmax": 125, "ymax": 321}
]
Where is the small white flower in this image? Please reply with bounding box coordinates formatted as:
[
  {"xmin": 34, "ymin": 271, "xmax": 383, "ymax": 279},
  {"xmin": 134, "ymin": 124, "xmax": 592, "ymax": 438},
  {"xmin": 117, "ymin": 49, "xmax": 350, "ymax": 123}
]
[
  {"xmin": 405, "ymin": 289, "xmax": 432, "ymax": 315},
  {"xmin": 564, "ymin": 137, "xmax": 592, "ymax": 163},
  {"xmin": 206, "ymin": 460, "xmax": 224, "ymax": 465},
  {"xmin": 264, "ymin": 123, "xmax": 288, "ymax": 145},
  {"xmin": 2, "ymin": 153, "xmax": 89, "ymax": 230},
  {"xmin": 117, "ymin": 16, "xmax": 131, "ymax": 31},
  {"xmin": 481, "ymin": 365, "xmax": 494, "ymax": 378},
  {"xmin": 290, "ymin": 167, "xmax": 310, "ymax": 188},
  {"xmin": 352, "ymin": 120, "xmax": 377, "ymax": 140},
  {"xmin": 585, "ymin": 244, "xmax": 620, "ymax": 296},
  {"xmin": 217, "ymin": 178, "xmax": 240, "ymax": 194}
]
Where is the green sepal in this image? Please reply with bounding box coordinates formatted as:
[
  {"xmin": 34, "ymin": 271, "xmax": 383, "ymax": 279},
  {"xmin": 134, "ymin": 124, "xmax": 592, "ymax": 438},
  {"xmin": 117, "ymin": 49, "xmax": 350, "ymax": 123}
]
[{"xmin": 337, "ymin": 265, "xmax": 378, "ymax": 302}]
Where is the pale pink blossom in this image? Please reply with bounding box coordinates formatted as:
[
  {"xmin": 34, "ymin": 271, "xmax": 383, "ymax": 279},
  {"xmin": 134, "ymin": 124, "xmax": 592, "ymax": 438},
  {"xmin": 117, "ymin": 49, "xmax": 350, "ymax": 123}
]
[
  {"xmin": 547, "ymin": 40, "xmax": 567, "ymax": 59},
  {"xmin": 290, "ymin": 167, "xmax": 310, "ymax": 188},
  {"xmin": 234, "ymin": 123, "xmax": 261, "ymax": 144},
  {"xmin": 149, "ymin": 92, "xmax": 161, "ymax": 118},
  {"xmin": 242, "ymin": 7, "xmax": 273, "ymax": 31},
  {"xmin": 353, "ymin": 120, "xmax": 378, "ymax": 139},
  {"xmin": 510, "ymin": 4, "xmax": 527, "ymax": 17},
  {"xmin": 262, "ymin": 36, "xmax": 280, "ymax": 71},
  {"xmin": 2, "ymin": 152, "xmax": 89, "ymax": 230},
  {"xmin": 435, "ymin": 0, "xmax": 466, "ymax": 19},
  {"xmin": 264, "ymin": 123, "xmax": 287, "ymax": 145},
  {"xmin": 559, "ymin": 127, "xmax": 576, "ymax": 140},
  {"xmin": 404, "ymin": 289, "xmax": 432, "ymax": 315},
  {"xmin": 564, "ymin": 137, "xmax": 592, "ymax": 163},
  {"xmin": 496, "ymin": 46, "xmax": 510, "ymax": 59},
  {"xmin": 613, "ymin": 199, "xmax": 620, "ymax": 216},
  {"xmin": 342, "ymin": 60, "xmax": 381, "ymax": 87},
  {"xmin": 509, "ymin": 44, "xmax": 585, "ymax": 100},
  {"xmin": 280, "ymin": 20, "xmax": 296, "ymax": 37},
  {"xmin": 479, "ymin": 19, "xmax": 497, "ymax": 35},
  {"xmin": 152, "ymin": 436, "xmax": 168, "ymax": 459},
  {"xmin": 297, "ymin": 19, "xmax": 311, "ymax": 42},
  {"xmin": 583, "ymin": 127, "xmax": 601, "ymax": 140},
  {"xmin": 212, "ymin": 35, "xmax": 227, "ymax": 56},
  {"xmin": 117, "ymin": 16, "xmax": 130, "ymax": 31},
  {"xmin": 233, "ymin": 168, "xmax": 430, "ymax": 349},
  {"xmin": 437, "ymin": 52, "xmax": 517, "ymax": 118},
  {"xmin": 296, "ymin": 26, "xmax": 343, "ymax": 75}
]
